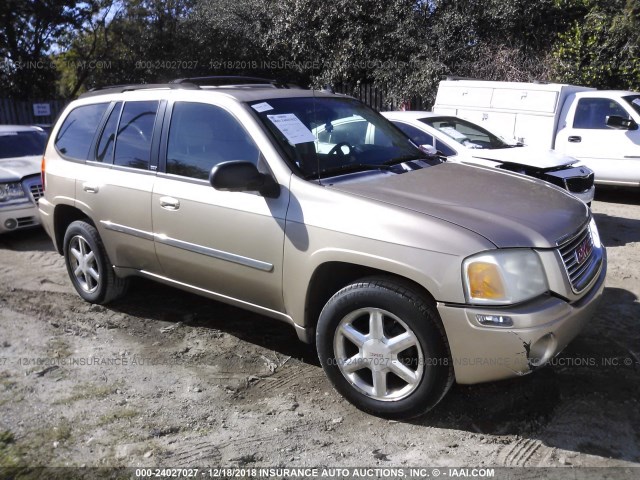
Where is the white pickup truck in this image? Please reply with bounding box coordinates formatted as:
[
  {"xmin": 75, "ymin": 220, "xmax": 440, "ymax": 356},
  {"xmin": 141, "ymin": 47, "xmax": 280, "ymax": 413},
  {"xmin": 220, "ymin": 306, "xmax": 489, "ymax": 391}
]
[{"xmin": 434, "ymin": 79, "xmax": 640, "ymax": 187}]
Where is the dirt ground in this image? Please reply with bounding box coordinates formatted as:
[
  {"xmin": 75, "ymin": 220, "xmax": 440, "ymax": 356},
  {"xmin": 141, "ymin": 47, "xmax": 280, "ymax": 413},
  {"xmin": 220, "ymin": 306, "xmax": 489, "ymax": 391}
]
[{"xmin": 1, "ymin": 188, "xmax": 639, "ymax": 476}]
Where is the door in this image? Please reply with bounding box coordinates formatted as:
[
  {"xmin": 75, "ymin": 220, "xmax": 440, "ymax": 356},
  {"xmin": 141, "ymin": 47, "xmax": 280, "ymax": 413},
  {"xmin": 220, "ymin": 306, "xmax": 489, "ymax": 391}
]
[
  {"xmin": 557, "ymin": 97, "xmax": 640, "ymax": 185},
  {"xmin": 152, "ymin": 101, "xmax": 289, "ymax": 312},
  {"xmin": 72, "ymin": 100, "xmax": 163, "ymax": 272}
]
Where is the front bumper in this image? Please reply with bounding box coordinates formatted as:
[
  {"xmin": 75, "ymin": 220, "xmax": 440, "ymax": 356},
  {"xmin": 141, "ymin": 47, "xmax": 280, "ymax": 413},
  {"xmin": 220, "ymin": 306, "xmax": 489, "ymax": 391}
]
[
  {"xmin": 0, "ymin": 202, "xmax": 41, "ymax": 233},
  {"xmin": 437, "ymin": 255, "xmax": 606, "ymax": 384},
  {"xmin": 572, "ymin": 185, "xmax": 595, "ymax": 205}
]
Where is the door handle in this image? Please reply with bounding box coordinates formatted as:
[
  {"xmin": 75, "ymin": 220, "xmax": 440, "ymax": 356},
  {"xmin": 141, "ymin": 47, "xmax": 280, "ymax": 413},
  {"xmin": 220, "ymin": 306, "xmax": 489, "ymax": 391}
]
[
  {"xmin": 82, "ymin": 183, "xmax": 99, "ymax": 193},
  {"xmin": 568, "ymin": 136, "xmax": 582, "ymax": 143},
  {"xmin": 159, "ymin": 196, "xmax": 180, "ymax": 210}
]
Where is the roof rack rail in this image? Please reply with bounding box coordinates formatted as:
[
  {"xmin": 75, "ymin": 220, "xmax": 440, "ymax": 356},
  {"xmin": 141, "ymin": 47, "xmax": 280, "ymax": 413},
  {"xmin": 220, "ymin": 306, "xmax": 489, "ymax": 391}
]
[
  {"xmin": 79, "ymin": 82, "xmax": 200, "ymax": 98},
  {"xmin": 442, "ymin": 76, "xmax": 482, "ymax": 81},
  {"xmin": 170, "ymin": 75, "xmax": 293, "ymax": 89}
]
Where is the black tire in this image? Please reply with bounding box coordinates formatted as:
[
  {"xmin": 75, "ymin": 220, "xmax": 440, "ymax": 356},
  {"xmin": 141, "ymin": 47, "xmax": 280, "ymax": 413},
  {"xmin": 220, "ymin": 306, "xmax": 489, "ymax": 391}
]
[
  {"xmin": 316, "ymin": 277, "xmax": 454, "ymax": 419},
  {"xmin": 63, "ymin": 220, "xmax": 129, "ymax": 304}
]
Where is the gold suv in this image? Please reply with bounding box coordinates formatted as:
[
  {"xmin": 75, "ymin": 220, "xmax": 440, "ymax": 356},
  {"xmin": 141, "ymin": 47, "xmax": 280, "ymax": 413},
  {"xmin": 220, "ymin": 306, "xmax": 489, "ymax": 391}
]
[{"xmin": 39, "ymin": 77, "xmax": 606, "ymax": 418}]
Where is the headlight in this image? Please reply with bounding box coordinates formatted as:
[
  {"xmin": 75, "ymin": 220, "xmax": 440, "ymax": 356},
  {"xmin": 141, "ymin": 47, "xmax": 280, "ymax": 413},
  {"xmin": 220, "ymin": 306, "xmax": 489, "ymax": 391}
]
[
  {"xmin": 0, "ymin": 182, "xmax": 27, "ymax": 204},
  {"xmin": 589, "ymin": 218, "xmax": 601, "ymax": 249},
  {"xmin": 463, "ymin": 249, "xmax": 548, "ymax": 305}
]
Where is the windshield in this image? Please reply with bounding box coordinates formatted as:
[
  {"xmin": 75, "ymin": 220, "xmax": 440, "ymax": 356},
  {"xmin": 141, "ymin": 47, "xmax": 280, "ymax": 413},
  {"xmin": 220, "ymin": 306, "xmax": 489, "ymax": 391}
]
[
  {"xmin": 0, "ymin": 130, "xmax": 47, "ymax": 159},
  {"xmin": 623, "ymin": 95, "xmax": 640, "ymax": 116},
  {"xmin": 419, "ymin": 116, "xmax": 513, "ymax": 150},
  {"xmin": 249, "ymin": 97, "xmax": 428, "ymax": 178}
]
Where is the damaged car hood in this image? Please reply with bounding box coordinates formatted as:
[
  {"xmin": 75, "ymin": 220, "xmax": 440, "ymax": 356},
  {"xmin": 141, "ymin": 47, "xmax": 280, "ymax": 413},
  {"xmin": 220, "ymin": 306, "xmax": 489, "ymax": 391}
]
[
  {"xmin": 329, "ymin": 163, "xmax": 588, "ymax": 249},
  {"xmin": 466, "ymin": 146, "xmax": 577, "ymax": 170},
  {"xmin": 0, "ymin": 156, "xmax": 41, "ymax": 182}
]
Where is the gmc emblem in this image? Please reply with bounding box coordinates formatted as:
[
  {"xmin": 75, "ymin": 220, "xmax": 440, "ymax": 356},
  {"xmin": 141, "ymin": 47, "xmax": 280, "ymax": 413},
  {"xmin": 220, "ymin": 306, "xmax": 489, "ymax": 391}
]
[{"xmin": 575, "ymin": 238, "xmax": 591, "ymax": 265}]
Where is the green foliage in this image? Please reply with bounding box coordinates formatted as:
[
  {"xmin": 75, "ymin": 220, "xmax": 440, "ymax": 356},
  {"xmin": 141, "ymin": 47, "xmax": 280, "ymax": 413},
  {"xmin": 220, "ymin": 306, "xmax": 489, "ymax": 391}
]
[
  {"xmin": 0, "ymin": 0, "xmax": 97, "ymax": 98},
  {"xmin": 551, "ymin": 0, "xmax": 640, "ymax": 90},
  {"xmin": 2, "ymin": 0, "xmax": 639, "ymax": 101}
]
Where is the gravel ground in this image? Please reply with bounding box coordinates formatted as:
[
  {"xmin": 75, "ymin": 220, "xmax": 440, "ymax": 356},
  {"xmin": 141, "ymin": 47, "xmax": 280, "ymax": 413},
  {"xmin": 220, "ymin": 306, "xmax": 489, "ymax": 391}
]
[{"xmin": 0, "ymin": 188, "xmax": 639, "ymax": 476}]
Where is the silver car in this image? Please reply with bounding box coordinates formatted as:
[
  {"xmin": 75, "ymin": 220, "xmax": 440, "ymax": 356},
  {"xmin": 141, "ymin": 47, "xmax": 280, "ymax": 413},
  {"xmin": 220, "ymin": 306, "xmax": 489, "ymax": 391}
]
[
  {"xmin": 0, "ymin": 125, "xmax": 46, "ymax": 233},
  {"xmin": 39, "ymin": 78, "xmax": 606, "ymax": 418}
]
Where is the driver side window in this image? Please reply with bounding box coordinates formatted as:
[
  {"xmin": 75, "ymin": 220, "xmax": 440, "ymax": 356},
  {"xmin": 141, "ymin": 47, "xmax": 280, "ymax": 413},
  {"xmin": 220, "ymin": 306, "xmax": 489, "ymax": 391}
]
[
  {"xmin": 166, "ymin": 102, "xmax": 260, "ymax": 180},
  {"xmin": 573, "ymin": 98, "xmax": 630, "ymax": 129}
]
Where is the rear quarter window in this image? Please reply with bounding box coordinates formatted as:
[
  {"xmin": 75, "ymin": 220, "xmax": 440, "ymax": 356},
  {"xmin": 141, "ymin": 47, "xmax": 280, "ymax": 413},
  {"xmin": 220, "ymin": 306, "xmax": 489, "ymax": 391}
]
[{"xmin": 55, "ymin": 103, "xmax": 110, "ymax": 160}]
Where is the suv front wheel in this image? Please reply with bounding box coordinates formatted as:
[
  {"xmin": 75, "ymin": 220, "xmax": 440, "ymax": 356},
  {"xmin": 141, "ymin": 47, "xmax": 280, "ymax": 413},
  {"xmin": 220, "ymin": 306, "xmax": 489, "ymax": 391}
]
[
  {"xmin": 63, "ymin": 220, "xmax": 129, "ymax": 304},
  {"xmin": 316, "ymin": 277, "xmax": 454, "ymax": 419}
]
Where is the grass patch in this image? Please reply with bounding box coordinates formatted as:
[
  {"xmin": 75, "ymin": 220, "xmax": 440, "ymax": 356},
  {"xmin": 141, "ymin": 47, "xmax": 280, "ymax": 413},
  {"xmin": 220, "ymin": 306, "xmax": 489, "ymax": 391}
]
[
  {"xmin": 46, "ymin": 337, "xmax": 73, "ymax": 359},
  {"xmin": 0, "ymin": 430, "xmax": 22, "ymax": 469},
  {"xmin": 98, "ymin": 408, "xmax": 139, "ymax": 426},
  {"xmin": 53, "ymin": 381, "xmax": 121, "ymax": 405}
]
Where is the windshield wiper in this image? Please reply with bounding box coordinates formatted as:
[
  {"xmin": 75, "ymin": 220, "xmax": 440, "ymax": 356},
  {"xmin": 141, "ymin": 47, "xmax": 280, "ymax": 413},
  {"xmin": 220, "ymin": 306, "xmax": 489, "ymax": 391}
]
[
  {"xmin": 382, "ymin": 154, "xmax": 427, "ymax": 166},
  {"xmin": 309, "ymin": 163, "xmax": 392, "ymax": 179}
]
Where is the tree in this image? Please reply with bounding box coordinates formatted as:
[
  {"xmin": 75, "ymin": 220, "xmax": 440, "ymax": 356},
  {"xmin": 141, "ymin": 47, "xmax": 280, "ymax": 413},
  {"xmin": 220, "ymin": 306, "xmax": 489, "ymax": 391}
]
[
  {"xmin": 551, "ymin": 0, "xmax": 640, "ymax": 90},
  {"xmin": 0, "ymin": 0, "xmax": 94, "ymax": 98}
]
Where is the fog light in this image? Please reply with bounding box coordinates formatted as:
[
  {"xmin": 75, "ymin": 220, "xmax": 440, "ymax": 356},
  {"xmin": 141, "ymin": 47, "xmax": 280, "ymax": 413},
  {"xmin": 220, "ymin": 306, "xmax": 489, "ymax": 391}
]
[
  {"xmin": 476, "ymin": 314, "xmax": 513, "ymax": 327},
  {"xmin": 4, "ymin": 218, "xmax": 17, "ymax": 230},
  {"xmin": 529, "ymin": 333, "xmax": 557, "ymax": 367}
]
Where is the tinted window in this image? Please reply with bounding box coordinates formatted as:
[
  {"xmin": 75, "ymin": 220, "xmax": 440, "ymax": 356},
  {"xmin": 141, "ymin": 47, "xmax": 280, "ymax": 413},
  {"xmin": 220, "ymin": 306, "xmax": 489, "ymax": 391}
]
[
  {"xmin": 167, "ymin": 102, "xmax": 259, "ymax": 180},
  {"xmin": 114, "ymin": 101, "xmax": 159, "ymax": 169},
  {"xmin": 435, "ymin": 140, "xmax": 457, "ymax": 157},
  {"xmin": 420, "ymin": 116, "xmax": 509, "ymax": 149},
  {"xmin": 573, "ymin": 98, "xmax": 630, "ymax": 129},
  {"xmin": 317, "ymin": 118, "xmax": 368, "ymax": 144},
  {"xmin": 55, "ymin": 103, "xmax": 109, "ymax": 159},
  {"xmin": 0, "ymin": 130, "xmax": 47, "ymax": 158},
  {"xmin": 95, "ymin": 102, "xmax": 122, "ymax": 163},
  {"xmin": 392, "ymin": 121, "xmax": 434, "ymax": 146},
  {"xmin": 624, "ymin": 95, "xmax": 640, "ymax": 116}
]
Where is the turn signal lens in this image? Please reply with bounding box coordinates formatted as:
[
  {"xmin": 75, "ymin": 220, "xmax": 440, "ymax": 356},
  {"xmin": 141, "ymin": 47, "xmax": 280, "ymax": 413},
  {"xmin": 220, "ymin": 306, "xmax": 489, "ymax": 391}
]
[
  {"xmin": 467, "ymin": 262, "xmax": 506, "ymax": 300},
  {"xmin": 463, "ymin": 250, "xmax": 547, "ymax": 305}
]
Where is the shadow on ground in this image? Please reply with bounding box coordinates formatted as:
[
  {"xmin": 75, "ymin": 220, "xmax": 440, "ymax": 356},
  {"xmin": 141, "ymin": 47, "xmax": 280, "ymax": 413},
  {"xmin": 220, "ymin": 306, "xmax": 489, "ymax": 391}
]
[
  {"xmin": 594, "ymin": 187, "xmax": 640, "ymax": 206},
  {"xmin": 107, "ymin": 279, "xmax": 640, "ymax": 464},
  {"xmin": 0, "ymin": 228, "xmax": 54, "ymax": 252}
]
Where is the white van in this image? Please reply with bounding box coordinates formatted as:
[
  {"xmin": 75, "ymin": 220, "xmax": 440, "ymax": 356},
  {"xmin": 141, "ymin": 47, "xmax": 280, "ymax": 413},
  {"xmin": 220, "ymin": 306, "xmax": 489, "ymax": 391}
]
[{"xmin": 434, "ymin": 79, "xmax": 640, "ymax": 187}]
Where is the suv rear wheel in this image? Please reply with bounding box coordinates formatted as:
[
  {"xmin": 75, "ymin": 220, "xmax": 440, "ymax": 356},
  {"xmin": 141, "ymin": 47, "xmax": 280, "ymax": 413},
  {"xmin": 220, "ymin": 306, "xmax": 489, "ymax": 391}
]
[
  {"xmin": 63, "ymin": 220, "xmax": 128, "ymax": 304},
  {"xmin": 316, "ymin": 277, "xmax": 453, "ymax": 419}
]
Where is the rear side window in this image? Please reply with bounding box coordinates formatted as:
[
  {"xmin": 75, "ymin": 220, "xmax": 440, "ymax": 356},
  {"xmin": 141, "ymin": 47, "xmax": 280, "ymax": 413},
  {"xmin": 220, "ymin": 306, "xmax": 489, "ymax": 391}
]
[
  {"xmin": 95, "ymin": 102, "xmax": 122, "ymax": 163},
  {"xmin": 114, "ymin": 101, "xmax": 159, "ymax": 170},
  {"xmin": 166, "ymin": 102, "xmax": 259, "ymax": 180},
  {"xmin": 55, "ymin": 103, "xmax": 109, "ymax": 160}
]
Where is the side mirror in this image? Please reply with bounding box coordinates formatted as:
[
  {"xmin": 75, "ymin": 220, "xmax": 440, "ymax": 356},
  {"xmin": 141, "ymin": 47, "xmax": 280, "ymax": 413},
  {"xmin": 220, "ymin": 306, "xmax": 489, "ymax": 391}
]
[
  {"xmin": 419, "ymin": 144, "xmax": 438, "ymax": 156},
  {"xmin": 209, "ymin": 161, "xmax": 280, "ymax": 198},
  {"xmin": 606, "ymin": 115, "xmax": 638, "ymax": 130}
]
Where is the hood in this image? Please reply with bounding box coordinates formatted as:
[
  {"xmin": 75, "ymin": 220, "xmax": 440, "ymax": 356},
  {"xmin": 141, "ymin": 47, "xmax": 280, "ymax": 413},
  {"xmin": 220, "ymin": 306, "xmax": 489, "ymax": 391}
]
[
  {"xmin": 467, "ymin": 147, "xmax": 577, "ymax": 169},
  {"xmin": 0, "ymin": 156, "xmax": 41, "ymax": 182},
  {"xmin": 329, "ymin": 163, "xmax": 588, "ymax": 249}
]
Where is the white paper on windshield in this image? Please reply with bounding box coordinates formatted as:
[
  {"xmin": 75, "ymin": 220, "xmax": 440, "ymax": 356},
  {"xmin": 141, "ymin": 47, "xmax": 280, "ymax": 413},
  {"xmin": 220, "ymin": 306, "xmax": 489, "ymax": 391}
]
[
  {"xmin": 267, "ymin": 113, "xmax": 315, "ymax": 145},
  {"xmin": 439, "ymin": 126, "xmax": 467, "ymax": 141},
  {"xmin": 633, "ymin": 98, "xmax": 640, "ymax": 108},
  {"xmin": 252, "ymin": 102, "xmax": 273, "ymax": 113}
]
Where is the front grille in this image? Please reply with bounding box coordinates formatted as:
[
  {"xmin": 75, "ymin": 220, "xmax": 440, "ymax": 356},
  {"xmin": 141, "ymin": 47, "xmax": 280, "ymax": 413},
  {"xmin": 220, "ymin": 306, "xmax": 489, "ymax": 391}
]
[
  {"xmin": 558, "ymin": 224, "xmax": 602, "ymax": 293},
  {"xmin": 565, "ymin": 173, "xmax": 595, "ymax": 193},
  {"xmin": 29, "ymin": 183, "xmax": 44, "ymax": 202}
]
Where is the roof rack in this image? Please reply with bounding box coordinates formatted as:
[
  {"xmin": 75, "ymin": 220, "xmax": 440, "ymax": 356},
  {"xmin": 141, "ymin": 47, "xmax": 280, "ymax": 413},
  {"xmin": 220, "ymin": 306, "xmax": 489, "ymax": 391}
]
[
  {"xmin": 79, "ymin": 82, "xmax": 200, "ymax": 98},
  {"xmin": 170, "ymin": 76, "xmax": 294, "ymax": 89},
  {"xmin": 442, "ymin": 76, "xmax": 481, "ymax": 81}
]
